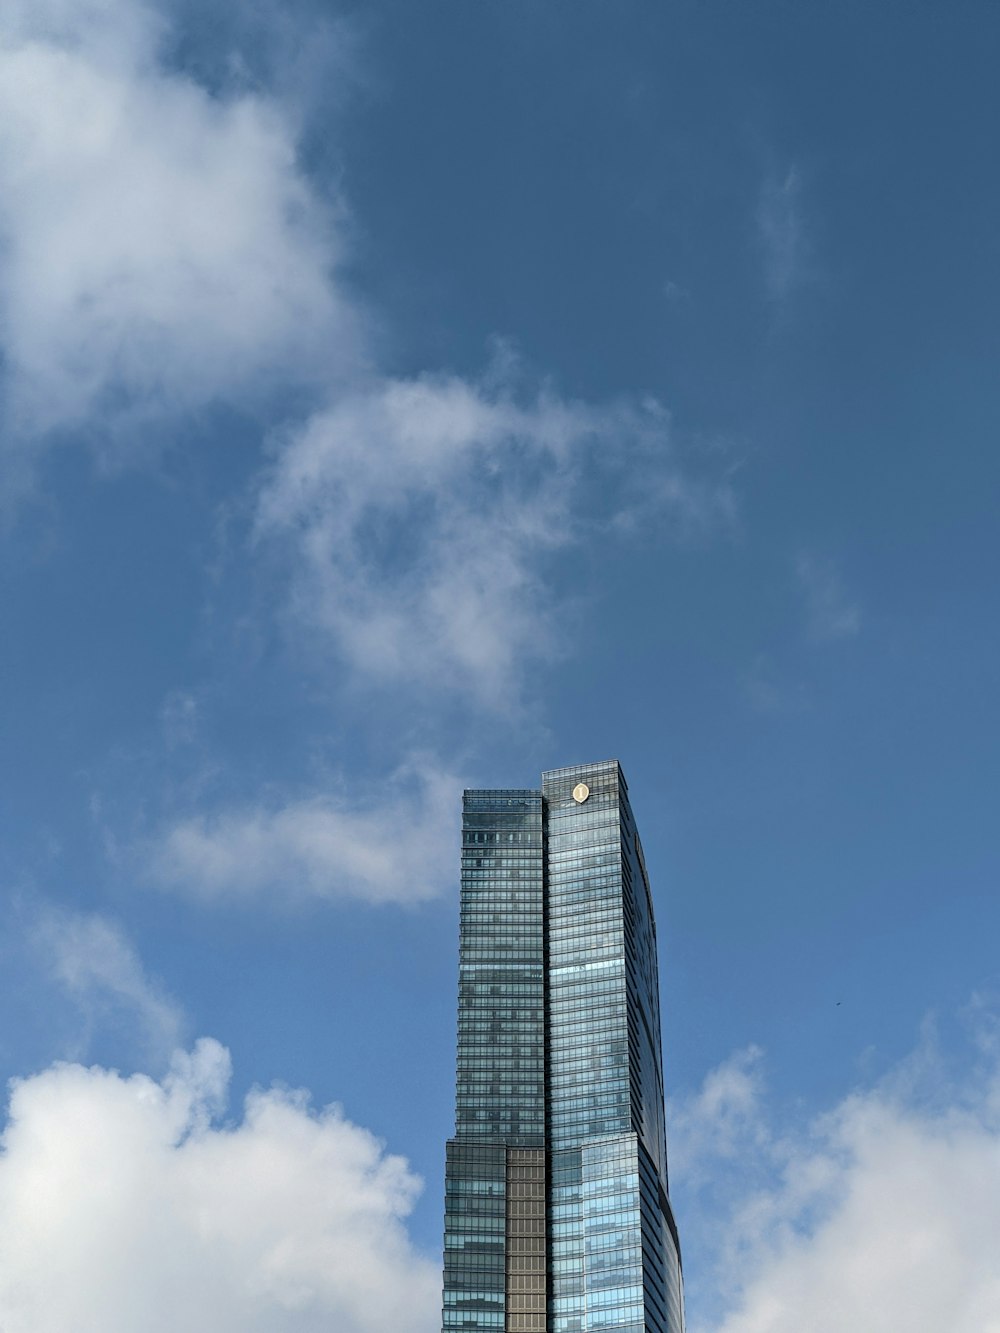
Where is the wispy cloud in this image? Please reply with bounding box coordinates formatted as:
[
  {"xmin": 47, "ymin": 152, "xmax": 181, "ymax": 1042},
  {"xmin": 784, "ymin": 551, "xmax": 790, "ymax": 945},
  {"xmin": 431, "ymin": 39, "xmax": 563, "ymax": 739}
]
[
  {"xmin": 160, "ymin": 690, "xmax": 200, "ymax": 749},
  {"xmin": 0, "ymin": 1038, "xmax": 438, "ymax": 1332},
  {"xmin": 33, "ymin": 907, "xmax": 184, "ymax": 1061},
  {"xmin": 744, "ymin": 653, "xmax": 810, "ymax": 715},
  {"xmin": 796, "ymin": 553, "xmax": 861, "ymax": 642},
  {"xmin": 147, "ymin": 757, "xmax": 461, "ymax": 906},
  {"xmin": 0, "ymin": 0, "xmax": 357, "ymax": 468},
  {"xmin": 669, "ymin": 1045, "xmax": 768, "ymax": 1185},
  {"xmin": 758, "ymin": 165, "xmax": 805, "ymax": 302},
  {"xmin": 254, "ymin": 365, "xmax": 734, "ymax": 709}
]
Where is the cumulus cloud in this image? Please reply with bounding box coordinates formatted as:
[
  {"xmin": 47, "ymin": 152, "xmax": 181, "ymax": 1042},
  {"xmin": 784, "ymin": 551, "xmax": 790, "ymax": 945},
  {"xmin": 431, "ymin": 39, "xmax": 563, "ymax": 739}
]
[
  {"xmin": 795, "ymin": 553, "xmax": 861, "ymax": 642},
  {"xmin": 0, "ymin": 0, "xmax": 355, "ymax": 453},
  {"xmin": 0, "ymin": 1038, "xmax": 438, "ymax": 1333},
  {"xmin": 34, "ymin": 907, "xmax": 184, "ymax": 1060},
  {"xmin": 148, "ymin": 757, "xmax": 460, "ymax": 905},
  {"xmin": 254, "ymin": 367, "xmax": 731, "ymax": 707},
  {"xmin": 679, "ymin": 1023, "xmax": 1000, "ymax": 1333}
]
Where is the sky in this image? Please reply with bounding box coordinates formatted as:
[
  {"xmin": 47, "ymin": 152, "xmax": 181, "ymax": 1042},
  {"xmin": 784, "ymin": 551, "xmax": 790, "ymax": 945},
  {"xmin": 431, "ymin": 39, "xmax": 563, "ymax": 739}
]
[{"xmin": 1, "ymin": 1, "xmax": 1000, "ymax": 1329}]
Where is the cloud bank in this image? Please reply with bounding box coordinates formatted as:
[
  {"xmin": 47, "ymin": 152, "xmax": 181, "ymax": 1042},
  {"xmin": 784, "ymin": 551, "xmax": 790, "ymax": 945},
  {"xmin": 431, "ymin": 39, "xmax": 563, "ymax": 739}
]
[{"xmin": 0, "ymin": 1037, "xmax": 438, "ymax": 1333}]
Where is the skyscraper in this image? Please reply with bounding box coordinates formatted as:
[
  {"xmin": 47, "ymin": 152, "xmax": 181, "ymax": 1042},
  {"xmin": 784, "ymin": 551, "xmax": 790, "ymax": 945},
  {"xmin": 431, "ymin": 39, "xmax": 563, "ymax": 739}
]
[{"xmin": 442, "ymin": 760, "xmax": 685, "ymax": 1333}]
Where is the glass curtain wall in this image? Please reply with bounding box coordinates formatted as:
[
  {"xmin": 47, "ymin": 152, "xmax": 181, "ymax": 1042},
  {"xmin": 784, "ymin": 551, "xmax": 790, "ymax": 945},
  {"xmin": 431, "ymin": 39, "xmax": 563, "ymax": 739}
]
[
  {"xmin": 442, "ymin": 767, "xmax": 684, "ymax": 1333},
  {"xmin": 443, "ymin": 790, "xmax": 546, "ymax": 1333}
]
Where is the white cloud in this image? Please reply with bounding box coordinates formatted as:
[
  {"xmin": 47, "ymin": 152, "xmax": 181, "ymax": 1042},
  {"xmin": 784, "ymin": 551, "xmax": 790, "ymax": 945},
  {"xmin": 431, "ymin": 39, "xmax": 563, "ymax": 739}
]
[
  {"xmin": 0, "ymin": 0, "xmax": 355, "ymax": 453},
  {"xmin": 668, "ymin": 1046, "xmax": 767, "ymax": 1184},
  {"xmin": 148, "ymin": 757, "xmax": 461, "ymax": 905},
  {"xmin": 0, "ymin": 1038, "xmax": 438, "ymax": 1333},
  {"xmin": 0, "ymin": 0, "xmax": 734, "ymax": 711},
  {"xmin": 34, "ymin": 907, "xmax": 184, "ymax": 1061},
  {"xmin": 254, "ymin": 367, "xmax": 730, "ymax": 707},
  {"xmin": 795, "ymin": 553, "xmax": 861, "ymax": 642},
  {"xmin": 681, "ymin": 1026, "xmax": 1000, "ymax": 1333}
]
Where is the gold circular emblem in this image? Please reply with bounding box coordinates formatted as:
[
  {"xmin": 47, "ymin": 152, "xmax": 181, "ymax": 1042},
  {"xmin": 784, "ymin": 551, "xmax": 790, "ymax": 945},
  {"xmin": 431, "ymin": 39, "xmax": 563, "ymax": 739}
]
[{"xmin": 572, "ymin": 782, "xmax": 590, "ymax": 804}]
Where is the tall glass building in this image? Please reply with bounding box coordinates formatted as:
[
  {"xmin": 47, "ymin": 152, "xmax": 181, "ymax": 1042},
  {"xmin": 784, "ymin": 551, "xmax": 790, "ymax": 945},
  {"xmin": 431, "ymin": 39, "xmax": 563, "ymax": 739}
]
[{"xmin": 442, "ymin": 760, "xmax": 685, "ymax": 1333}]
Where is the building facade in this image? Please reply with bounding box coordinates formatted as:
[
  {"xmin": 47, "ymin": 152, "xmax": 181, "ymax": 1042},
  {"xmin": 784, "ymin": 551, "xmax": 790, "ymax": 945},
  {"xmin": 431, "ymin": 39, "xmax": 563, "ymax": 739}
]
[{"xmin": 442, "ymin": 760, "xmax": 685, "ymax": 1333}]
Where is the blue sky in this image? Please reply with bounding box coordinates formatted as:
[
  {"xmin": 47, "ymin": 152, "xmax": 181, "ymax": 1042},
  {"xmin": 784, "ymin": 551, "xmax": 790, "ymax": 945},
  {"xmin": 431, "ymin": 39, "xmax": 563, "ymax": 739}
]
[{"xmin": 2, "ymin": 2, "xmax": 1000, "ymax": 1329}]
